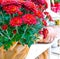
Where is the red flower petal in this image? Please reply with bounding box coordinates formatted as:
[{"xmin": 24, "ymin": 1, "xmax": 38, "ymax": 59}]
[
  {"xmin": 44, "ymin": 12, "xmax": 49, "ymax": 15},
  {"xmin": 23, "ymin": 1, "xmax": 37, "ymax": 11},
  {"xmin": 48, "ymin": 15, "xmax": 53, "ymax": 21},
  {"xmin": 10, "ymin": 17, "xmax": 22, "ymax": 27},
  {"xmin": 17, "ymin": 11, "xmax": 23, "ymax": 16},
  {"xmin": 39, "ymin": 30, "xmax": 43, "ymax": 35},
  {"xmin": 43, "ymin": 28, "xmax": 48, "ymax": 39},
  {"xmin": 28, "ymin": 0, "xmax": 46, "ymax": 5},
  {"xmin": 0, "ymin": 0, "xmax": 24, "ymax": 5},
  {"xmin": 44, "ymin": 12, "xmax": 53, "ymax": 21},
  {"xmin": 22, "ymin": 14, "xmax": 37, "ymax": 25},
  {"xmin": 42, "ymin": 19, "xmax": 47, "ymax": 26},
  {"xmin": 0, "ymin": 0, "xmax": 2, "ymax": 4},
  {"xmin": 13, "ymin": 30, "xmax": 16, "ymax": 34},
  {"xmin": 3, "ymin": 5, "xmax": 19, "ymax": 14},
  {"xmin": 2, "ymin": 24, "xmax": 8, "ymax": 30},
  {"xmin": 34, "ymin": 10, "xmax": 44, "ymax": 18}
]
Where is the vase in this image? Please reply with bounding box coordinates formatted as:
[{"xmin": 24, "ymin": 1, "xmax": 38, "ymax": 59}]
[{"xmin": 0, "ymin": 42, "xmax": 29, "ymax": 59}]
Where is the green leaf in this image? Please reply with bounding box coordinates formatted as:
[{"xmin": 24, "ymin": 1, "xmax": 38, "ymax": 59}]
[
  {"xmin": 51, "ymin": 0, "xmax": 60, "ymax": 3},
  {"xmin": 13, "ymin": 13, "xmax": 18, "ymax": 17},
  {"xmin": 0, "ymin": 6, "xmax": 2, "ymax": 11},
  {"xmin": 28, "ymin": 40, "xmax": 34, "ymax": 47},
  {"xmin": 11, "ymin": 34, "xmax": 21, "ymax": 41},
  {"xmin": 0, "ymin": 42, "xmax": 3, "ymax": 47},
  {"xmin": 19, "ymin": 38, "xmax": 26, "ymax": 45},
  {"xmin": 20, "ymin": 8, "xmax": 27, "ymax": 14},
  {"xmin": 0, "ymin": 36, "xmax": 9, "ymax": 43},
  {"xmin": 4, "ymin": 40, "xmax": 13, "ymax": 50},
  {"xmin": 7, "ymin": 27, "xmax": 14, "ymax": 37},
  {"xmin": 0, "ymin": 5, "xmax": 44, "ymax": 50}
]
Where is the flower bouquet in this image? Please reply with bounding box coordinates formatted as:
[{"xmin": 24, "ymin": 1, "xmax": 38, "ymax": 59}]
[{"xmin": 0, "ymin": 0, "xmax": 53, "ymax": 50}]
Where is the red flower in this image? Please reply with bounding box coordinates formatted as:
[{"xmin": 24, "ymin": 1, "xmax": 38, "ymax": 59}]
[
  {"xmin": 44, "ymin": 12, "xmax": 49, "ymax": 15},
  {"xmin": 0, "ymin": 0, "xmax": 2, "ymax": 4},
  {"xmin": 27, "ymin": 0, "xmax": 46, "ymax": 5},
  {"xmin": 2, "ymin": 24, "xmax": 8, "ymax": 30},
  {"xmin": 10, "ymin": 17, "xmax": 22, "ymax": 27},
  {"xmin": 34, "ymin": 10, "xmax": 44, "ymax": 18},
  {"xmin": 44, "ymin": 1, "xmax": 48, "ymax": 9},
  {"xmin": 13, "ymin": 30, "xmax": 16, "ymax": 34},
  {"xmin": 3, "ymin": 5, "xmax": 20, "ymax": 14},
  {"xmin": 23, "ymin": 1, "xmax": 37, "ymax": 11},
  {"xmin": 0, "ymin": 0, "xmax": 14, "ymax": 5},
  {"xmin": 29, "ymin": 0, "xmax": 48, "ymax": 9},
  {"xmin": 0, "ymin": 0, "xmax": 24, "ymax": 5},
  {"xmin": 42, "ymin": 19, "xmax": 47, "ymax": 26},
  {"xmin": 22, "ymin": 14, "xmax": 37, "ymax": 25},
  {"xmin": 48, "ymin": 15, "xmax": 53, "ymax": 21},
  {"xmin": 55, "ymin": 3, "xmax": 59, "ymax": 7},
  {"xmin": 39, "ymin": 30, "xmax": 43, "ymax": 35},
  {"xmin": 43, "ymin": 28, "xmax": 48, "ymax": 39},
  {"xmin": 38, "ymin": 4, "xmax": 45, "ymax": 11},
  {"xmin": 17, "ymin": 11, "xmax": 23, "ymax": 16},
  {"xmin": 44, "ymin": 12, "xmax": 53, "ymax": 21},
  {"xmin": 39, "ymin": 28, "xmax": 48, "ymax": 39}
]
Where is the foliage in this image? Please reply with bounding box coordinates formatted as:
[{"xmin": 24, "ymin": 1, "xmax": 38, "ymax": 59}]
[{"xmin": 0, "ymin": 0, "xmax": 53, "ymax": 50}]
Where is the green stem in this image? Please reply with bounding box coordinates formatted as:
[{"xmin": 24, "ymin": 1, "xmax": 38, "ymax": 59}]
[
  {"xmin": 9, "ymin": 14, "xmax": 12, "ymax": 19},
  {"xmin": 0, "ymin": 32, "xmax": 9, "ymax": 39},
  {"xmin": 16, "ymin": 26, "xmax": 19, "ymax": 34},
  {"xmin": 0, "ymin": 32, "xmax": 4, "ymax": 36},
  {"xmin": 0, "ymin": 27, "xmax": 10, "ymax": 39},
  {"xmin": 11, "ymin": 34, "xmax": 15, "ymax": 40},
  {"xmin": 21, "ymin": 25, "xmax": 28, "ymax": 39},
  {"xmin": 6, "ymin": 30, "xmax": 11, "ymax": 39},
  {"xmin": 9, "ymin": 14, "xmax": 13, "ymax": 19},
  {"xmin": 12, "ymin": 14, "xmax": 15, "ymax": 17},
  {"xmin": 1, "ymin": 11, "xmax": 5, "ymax": 24}
]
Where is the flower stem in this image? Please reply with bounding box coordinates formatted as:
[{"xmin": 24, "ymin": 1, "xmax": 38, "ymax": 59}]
[
  {"xmin": 21, "ymin": 25, "xmax": 28, "ymax": 39},
  {"xmin": 0, "ymin": 32, "xmax": 4, "ymax": 36},
  {"xmin": 11, "ymin": 34, "xmax": 15, "ymax": 40},
  {"xmin": 0, "ymin": 27, "xmax": 10, "ymax": 39},
  {"xmin": 9, "ymin": 14, "xmax": 12, "ymax": 19},
  {"xmin": 12, "ymin": 14, "xmax": 15, "ymax": 17},
  {"xmin": 16, "ymin": 26, "xmax": 19, "ymax": 34},
  {"xmin": 0, "ymin": 32, "xmax": 8, "ymax": 39},
  {"xmin": 9, "ymin": 14, "xmax": 13, "ymax": 19},
  {"xmin": 1, "ymin": 11, "xmax": 5, "ymax": 24},
  {"xmin": 6, "ymin": 30, "xmax": 11, "ymax": 39}
]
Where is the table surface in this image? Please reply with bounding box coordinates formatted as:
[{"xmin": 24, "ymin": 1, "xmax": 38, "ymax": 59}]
[
  {"xmin": 51, "ymin": 47, "xmax": 60, "ymax": 55},
  {"xmin": 26, "ymin": 36, "xmax": 60, "ymax": 59}
]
